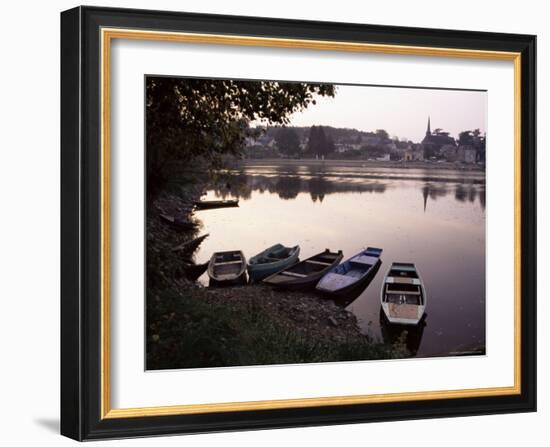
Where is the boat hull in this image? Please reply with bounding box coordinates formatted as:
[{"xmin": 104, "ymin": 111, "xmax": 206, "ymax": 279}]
[
  {"xmin": 316, "ymin": 247, "xmax": 383, "ymax": 297},
  {"xmin": 194, "ymin": 199, "xmax": 239, "ymax": 210},
  {"xmin": 207, "ymin": 250, "xmax": 247, "ymax": 286},
  {"xmin": 247, "ymin": 244, "xmax": 300, "ymax": 282},
  {"xmin": 263, "ymin": 249, "xmax": 343, "ymax": 290}
]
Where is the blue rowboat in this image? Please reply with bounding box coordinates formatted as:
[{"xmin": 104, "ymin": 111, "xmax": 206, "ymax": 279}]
[
  {"xmin": 247, "ymin": 243, "xmax": 300, "ymax": 282},
  {"xmin": 316, "ymin": 247, "xmax": 383, "ymax": 296}
]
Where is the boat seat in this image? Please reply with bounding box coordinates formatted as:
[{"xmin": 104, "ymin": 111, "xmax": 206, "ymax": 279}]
[
  {"xmin": 386, "ymin": 284, "xmax": 421, "ymax": 295},
  {"xmin": 306, "ymin": 260, "xmax": 332, "ymax": 266},
  {"xmin": 281, "ymin": 271, "xmax": 307, "ymax": 278},
  {"xmin": 389, "ymin": 289, "xmax": 421, "ymax": 295},
  {"xmin": 216, "ymin": 260, "xmax": 242, "ymax": 265},
  {"xmin": 392, "ymin": 277, "xmax": 415, "ymax": 284},
  {"xmin": 351, "ymin": 255, "xmax": 379, "ymax": 265}
]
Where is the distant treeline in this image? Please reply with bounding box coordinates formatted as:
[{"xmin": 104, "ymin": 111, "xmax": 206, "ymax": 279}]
[
  {"xmin": 246, "ymin": 125, "xmax": 400, "ymax": 159},
  {"xmin": 245, "ymin": 125, "xmax": 486, "ymax": 163}
]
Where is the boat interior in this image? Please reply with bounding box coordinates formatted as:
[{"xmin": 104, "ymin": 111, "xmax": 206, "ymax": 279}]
[
  {"xmin": 255, "ymin": 245, "xmax": 295, "ymax": 264},
  {"xmin": 280, "ymin": 252, "xmax": 338, "ymax": 276},
  {"xmin": 388, "ymin": 267, "xmax": 419, "ymax": 279},
  {"xmin": 338, "ymin": 254, "xmax": 379, "ymax": 275},
  {"xmin": 212, "ymin": 252, "xmax": 243, "ymax": 276},
  {"xmin": 384, "ymin": 283, "xmax": 424, "ymax": 305}
]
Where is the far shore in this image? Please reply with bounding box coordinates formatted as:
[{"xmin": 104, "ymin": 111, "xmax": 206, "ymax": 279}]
[{"xmin": 239, "ymin": 158, "xmax": 485, "ymax": 172}]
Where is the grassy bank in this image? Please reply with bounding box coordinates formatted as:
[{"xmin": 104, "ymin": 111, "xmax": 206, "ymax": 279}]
[{"xmin": 147, "ymin": 285, "xmax": 409, "ymax": 370}]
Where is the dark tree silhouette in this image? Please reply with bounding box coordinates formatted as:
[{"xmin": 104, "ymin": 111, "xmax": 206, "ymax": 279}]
[
  {"xmin": 146, "ymin": 77, "xmax": 335, "ymax": 188},
  {"xmin": 275, "ymin": 127, "xmax": 301, "ymax": 157},
  {"xmin": 458, "ymin": 130, "xmax": 475, "ymax": 146},
  {"xmin": 306, "ymin": 125, "xmax": 333, "ymax": 157}
]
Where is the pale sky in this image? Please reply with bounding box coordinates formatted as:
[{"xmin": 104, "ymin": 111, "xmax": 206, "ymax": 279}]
[{"xmin": 281, "ymin": 84, "xmax": 487, "ymax": 143}]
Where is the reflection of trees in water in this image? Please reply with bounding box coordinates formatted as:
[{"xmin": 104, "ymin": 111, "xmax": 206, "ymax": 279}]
[
  {"xmin": 379, "ymin": 308, "xmax": 426, "ymax": 356},
  {"xmin": 208, "ymin": 172, "xmax": 252, "ymax": 200},
  {"xmin": 422, "ymin": 182, "xmax": 485, "ymax": 212},
  {"xmin": 210, "ymin": 171, "xmax": 387, "ymax": 202},
  {"xmin": 455, "ymin": 184, "xmax": 479, "ymax": 204},
  {"xmin": 308, "ymin": 176, "xmax": 327, "ymax": 202},
  {"xmin": 479, "ymin": 188, "xmax": 486, "ymax": 210},
  {"xmin": 422, "ymin": 183, "xmax": 449, "ymax": 212},
  {"xmin": 275, "ymin": 176, "xmax": 301, "ymax": 200}
]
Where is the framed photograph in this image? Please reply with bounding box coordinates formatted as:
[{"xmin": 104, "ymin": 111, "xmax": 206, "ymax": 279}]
[{"xmin": 60, "ymin": 6, "xmax": 536, "ymax": 441}]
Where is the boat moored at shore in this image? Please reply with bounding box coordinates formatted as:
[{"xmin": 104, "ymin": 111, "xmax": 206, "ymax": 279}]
[
  {"xmin": 194, "ymin": 199, "xmax": 239, "ymax": 210},
  {"xmin": 207, "ymin": 250, "xmax": 247, "ymax": 286},
  {"xmin": 263, "ymin": 249, "xmax": 343, "ymax": 290},
  {"xmin": 247, "ymin": 243, "xmax": 300, "ymax": 282},
  {"xmin": 380, "ymin": 262, "xmax": 427, "ymax": 325},
  {"xmin": 316, "ymin": 247, "xmax": 383, "ymax": 296}
]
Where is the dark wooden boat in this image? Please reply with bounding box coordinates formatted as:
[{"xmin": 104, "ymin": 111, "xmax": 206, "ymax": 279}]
[
  {"xmin": 316, "ymin": 247, "xmax": 382, "ymax": 296},
  {"xmin": 159, "ymin": 213, "xmax": 196, "ymax": 230},
  {"xmin": 171, "ymin": 233, "xmax": 209, "ymax": 254},
  {"xmin": 207, "ymin": 250, "xmax": 247, "ymax": 286},
  {"xmin": 181, "ymin": 261, "xmax": 209, "ymax": 281},
  {"xmin": 194, "ymin": 199, "xmax": 239, "ymax": 210},
  {"xmin": 263, "ymin": 249, "xmax": 343, "ymax": 290}
]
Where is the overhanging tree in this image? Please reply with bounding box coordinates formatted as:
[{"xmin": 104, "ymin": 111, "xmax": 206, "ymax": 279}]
[{"xmin": 146, "ymin": 77, "xmax": 335, "ymax": 187}]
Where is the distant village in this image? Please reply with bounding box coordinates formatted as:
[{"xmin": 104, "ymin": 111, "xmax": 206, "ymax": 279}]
[{"xmin": 244, "ymin": 117, "xmax": 486, "ymax": 165}]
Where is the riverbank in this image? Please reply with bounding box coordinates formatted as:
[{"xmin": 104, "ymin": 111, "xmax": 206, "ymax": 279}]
[
  {"xmin": 240, "ymin": 158, "xmax": 485, "ymax": 172},
  {"xmin": 147, "ymin": 284, "xmax": 409, "ymax": 369},
  {"xmin": 146, "ymin": 170, "xmax": 410, "ymax": 370}
]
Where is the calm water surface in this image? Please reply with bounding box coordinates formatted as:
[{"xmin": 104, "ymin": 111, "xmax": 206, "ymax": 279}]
[{"xmin": 192, "ymin": 161, "xmax": 485, "ymax": 358}]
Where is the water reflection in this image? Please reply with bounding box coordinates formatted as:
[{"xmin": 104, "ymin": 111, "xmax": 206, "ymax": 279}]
[
  {"xmin": 192, "ymin": 161, "xmax": 486, "ymax": 358},
  {"xmin": 422, "ymin": 183, "xmax": 449, "ymax": 212},
  {"xmin": 421, "ymin": 182, "xmax": 485, "ymax": 212},
  {"xmin": 211, "ymin": 172, "xmax": 388, "ymax": 202},
  {"xmin": 379, "ymin": 307, "xmax": 426, "ymax": 356},
  {"xmin": 210, "ymin": 163, "xmax": 484, "ymax": 209}
]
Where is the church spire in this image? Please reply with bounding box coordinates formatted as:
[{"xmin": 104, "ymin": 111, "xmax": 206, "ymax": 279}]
[{"xmin": 426, "ymin": 116, "xmax": 431, "ymax": 136}]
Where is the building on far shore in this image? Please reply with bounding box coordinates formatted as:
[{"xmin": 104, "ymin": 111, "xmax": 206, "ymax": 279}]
[
  {"xmin": 441, "ymin": 144, "xmax": 458, "ymax": 162},
  {"xmin": 457, "ymin": 145, "xmax": 477, "ymax": 163},
  {"xmin": 420, "ymin": 117, "xmax": 456, "ymax": 159}
]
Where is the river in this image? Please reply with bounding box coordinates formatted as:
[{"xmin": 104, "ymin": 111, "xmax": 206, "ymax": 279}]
[{"xmin": 192, "ymin": 160, "xmax": 486, "ymax": 358}]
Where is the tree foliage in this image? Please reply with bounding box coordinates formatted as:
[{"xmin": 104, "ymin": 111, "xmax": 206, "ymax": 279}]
[
  {"xmin": 458, "ymin": 130, "xmax": 474, "ymax": 146},
  {"xmin": 274, "ymin": 127, "xmax": 301, "ymax": 157},
  {"xmin": 306, "ymin": 126, "xmax": 335, "ymax": 157},
  {"xmin": 146, "ymin": 77, "xmax": 335, "ymax": 187},
  {"xmin": 375, "ymin": 129, "xmax": 389, "ymax": 140}
]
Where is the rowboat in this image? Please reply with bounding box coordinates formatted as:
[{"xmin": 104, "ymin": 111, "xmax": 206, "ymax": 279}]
[
  {"xmin": 316, "ymin": 247, "xmax": 382, "ymax": 296},
  {"xmin": 247, "ymin": 243, "xmax": 300, "ymax": 282},
  {"xmin": 194, "ymin": 199, "xmax": 239, "ymax": 210},
  {"xmin": 380, "ymin": 263, "xmax": 427, "ymax": 325},
  {"xmin": 207, "ymin": 250, "xmax": 247, "ymax": 286},
  {"xmin": 159, "ymin": 213, "xmax": 196, "ymax": 230},
  {"xmin": 263, "ymin": 249, "xmax": 343, "ymax": 290},
  {"xmin": 182, "ymin": 261, "xmax": 209, "ymax": 281}
]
